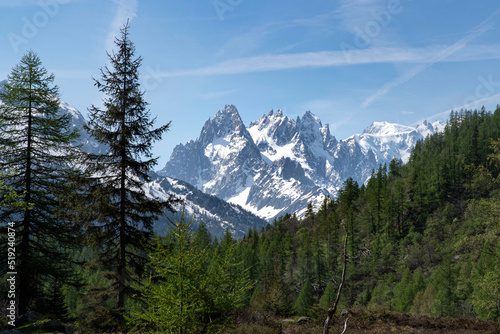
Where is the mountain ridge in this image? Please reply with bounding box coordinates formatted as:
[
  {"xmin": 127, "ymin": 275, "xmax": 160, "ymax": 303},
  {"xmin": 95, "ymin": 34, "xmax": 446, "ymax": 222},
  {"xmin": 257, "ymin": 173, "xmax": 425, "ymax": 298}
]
[
  {"xmin": 0, "ymin": 78, "xmax": 445, "ymax": 227},
  {"xmin": 160, "ymin": 105, "xmax": 444, "ymax": 220}
]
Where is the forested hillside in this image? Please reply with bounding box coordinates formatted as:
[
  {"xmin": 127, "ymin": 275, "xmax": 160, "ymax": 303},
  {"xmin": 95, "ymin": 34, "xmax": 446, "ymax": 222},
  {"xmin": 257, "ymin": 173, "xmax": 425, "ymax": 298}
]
[
  {"xmin": 231, "ymin": 107, "xmax": 500, "ymax": 323},
  {"xmin": 116, "ymin": 107, "xmax": 500, "ymax": 333}
]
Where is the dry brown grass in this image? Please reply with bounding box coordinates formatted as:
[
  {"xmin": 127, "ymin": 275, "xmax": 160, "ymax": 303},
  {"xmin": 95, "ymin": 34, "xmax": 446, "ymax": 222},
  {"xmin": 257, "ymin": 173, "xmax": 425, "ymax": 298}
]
[{"xmin": 222, "ymin": 308, "xmax": 500, "ymax": 334}]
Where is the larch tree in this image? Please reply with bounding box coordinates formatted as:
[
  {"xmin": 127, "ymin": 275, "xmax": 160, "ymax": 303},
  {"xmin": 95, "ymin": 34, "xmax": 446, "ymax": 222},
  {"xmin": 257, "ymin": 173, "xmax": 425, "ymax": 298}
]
[
  {"xmin": 294, "ymin": 278, "xmax": 315, "ymax": 316},
  {"xmin": 0, "ymin": 51, "xmax": 81, "ymax": 316},
  {"xmin": 130, "ymin": 207, "xmax": 252, "ymax": 334},
  {"xmin": 79, "ymin": 21, "xmax": 173, "ymax": 317}
]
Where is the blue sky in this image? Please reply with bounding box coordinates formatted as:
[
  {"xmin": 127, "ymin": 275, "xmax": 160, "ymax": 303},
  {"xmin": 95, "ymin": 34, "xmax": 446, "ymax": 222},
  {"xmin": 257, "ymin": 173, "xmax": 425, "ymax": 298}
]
[{"xmin": 2, "ymin": 0, "xmax": 500, "ymax": 168}]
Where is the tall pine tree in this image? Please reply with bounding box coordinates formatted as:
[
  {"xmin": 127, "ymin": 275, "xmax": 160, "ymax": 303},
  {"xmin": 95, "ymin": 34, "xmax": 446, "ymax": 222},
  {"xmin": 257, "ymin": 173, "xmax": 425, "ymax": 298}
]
[
  {"xmin": 0, "ymin": 51, "xmax": 81, "ymax": 315},
  {"xmin": 80, "ymin": 22, "xmax": 173, "ymax": 316}
]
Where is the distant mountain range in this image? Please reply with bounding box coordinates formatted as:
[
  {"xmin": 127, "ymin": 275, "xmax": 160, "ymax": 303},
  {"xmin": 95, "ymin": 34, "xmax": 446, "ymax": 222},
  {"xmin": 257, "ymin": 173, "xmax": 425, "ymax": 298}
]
[
  {"xmin": 159, "ymin": 105, "xmax": 444, "ymax": 220},
  {"xmin": 1, "ymin": 78, "xmax": 444, "ymax": 235}
]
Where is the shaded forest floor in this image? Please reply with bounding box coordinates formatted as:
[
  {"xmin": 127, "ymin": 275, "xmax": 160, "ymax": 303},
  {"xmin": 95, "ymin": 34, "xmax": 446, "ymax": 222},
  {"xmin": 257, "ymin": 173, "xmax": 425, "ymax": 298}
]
[
  {"xmin": 223, "ymin": 308, "xmax": 500, "ymax": 334},
  {"xmin": 1, "ymin": 308, "xmax": 499, "ymax": 333}
]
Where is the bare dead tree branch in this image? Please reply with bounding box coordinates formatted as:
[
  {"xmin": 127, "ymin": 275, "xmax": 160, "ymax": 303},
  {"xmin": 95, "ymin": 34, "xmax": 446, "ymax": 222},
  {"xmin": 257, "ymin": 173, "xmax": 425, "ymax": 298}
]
[
  {"xmin": 340, "ymin": 317, "xmax": 349, "ymax": 334},
  {"xmin": 323, "ymin": 222, "xmax": 348, "ymax": 334}
]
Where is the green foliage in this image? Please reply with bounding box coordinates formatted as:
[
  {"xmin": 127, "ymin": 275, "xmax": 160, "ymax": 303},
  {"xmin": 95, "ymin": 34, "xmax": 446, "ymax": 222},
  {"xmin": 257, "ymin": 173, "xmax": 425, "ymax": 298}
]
[
  {"xmin": 472, "ymin": 270, "xmax": 500, "ymax": 320},
  {"xmin": 0, "ymin": 173, "xmax": 31, "ymax": 210},
  {"xmin": 0, "ymin": 50, "xmax": 81, "ymax": 315},
  {"xmin": 129, "ymin": 208, "xmax": 252, "ymax": 333},
  {"xmin": 45, "ymin": 279, "xmax": 70, "ymax": 322},
  {"xmin": 293, "ymin": 279, "xmax": 315, "ymax": 316},
  {"xmin": 76, "ymin": 285, "xmax": 123, "ymax": 333},
  {"xmin": 319, "ymin": 281, "xmax": 336, "ymax": 307},
  {"xmin": 392, "ymin": 268, "xmax": 426, "ymax": 313},
  {"xmin": 73, "ymin": 22, "xmax": 174, "ymax": 319},
  {"xmin": 251, "ymin": 274, "xmax": 294, "ymax": 317}
]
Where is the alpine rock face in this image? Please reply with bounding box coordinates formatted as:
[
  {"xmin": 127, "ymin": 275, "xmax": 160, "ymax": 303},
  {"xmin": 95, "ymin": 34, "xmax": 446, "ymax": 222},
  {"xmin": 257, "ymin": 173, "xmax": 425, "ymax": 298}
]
[{"xmin": 160, "ymin": 105, "xmax": 444, "ymax": 220}]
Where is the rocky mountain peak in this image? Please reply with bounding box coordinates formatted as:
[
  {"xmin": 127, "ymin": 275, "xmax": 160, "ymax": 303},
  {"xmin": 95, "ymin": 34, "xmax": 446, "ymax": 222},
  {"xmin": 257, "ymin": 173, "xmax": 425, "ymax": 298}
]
[
  {"xmin": 294, "ymin": 111, "xmax": 337, "ymax": 152},
  {"xmin": 199, "ymin": 104, "xmax": 246, "ymax": 146},
  {"xmin": 161, "ymin": 105, "xmax": 442, "ymax": 220},
  {"xmin": 301, "ymin": 110, "xmax": 322, "ymax": 126}
]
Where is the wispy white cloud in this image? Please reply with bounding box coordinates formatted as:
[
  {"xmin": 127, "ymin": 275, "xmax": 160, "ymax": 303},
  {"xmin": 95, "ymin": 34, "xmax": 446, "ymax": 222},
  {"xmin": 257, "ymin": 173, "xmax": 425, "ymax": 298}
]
[
  {"xmin": 360, "ymin": 8, "xmax": 500, "ymax": 108},
  {"xmin": 290, "ymin": 11, "xmax": 337, "ymax": 29},
  {"xmin": 334, "ymin": 0, "xmax": 387, "ymax": 35},
  {"xmin": 105, "ymin": 0, "xmax": 138, "ymax": 52},
  {"xmin": 215, "ymin": 15, "xmax": 327, "ymax": 59},
  {"xmin": 428, "ymin": 93, "xmax": 500, "ymax": 123},
  {"xmin": 157, "ymin": 43, "xmax": 500, "ymax": 79},
  {"xmin": 457, "ymin": 93, "xmax": 500, "ymax": 111},
  {"xmin": 215, "ymin": 24, "xmax": 275, "ymax": 58},
  {"xmin": 216, "ymin": 9, "xmax": 341, "ymax": 59},
  {"xmin": 331, "ymin": 116, "xmax": 352, "ymax": 132}
]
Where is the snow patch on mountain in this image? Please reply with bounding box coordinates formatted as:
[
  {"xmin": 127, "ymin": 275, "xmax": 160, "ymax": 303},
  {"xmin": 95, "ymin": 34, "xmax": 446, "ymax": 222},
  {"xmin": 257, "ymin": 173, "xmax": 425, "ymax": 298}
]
[{"xmin": 160, "ymin": 105, "xmax": 444, "ymax": 221}]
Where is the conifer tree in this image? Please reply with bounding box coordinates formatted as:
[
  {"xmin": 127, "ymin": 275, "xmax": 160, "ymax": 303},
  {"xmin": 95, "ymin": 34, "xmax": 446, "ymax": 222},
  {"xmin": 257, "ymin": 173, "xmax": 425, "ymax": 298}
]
[
  {"xmin": 338, "ymin": 178, "xmax": 359, "ymax": 254},
  {"xmin": 319, "ymin": 281, "xmax": 336, "ymax": 307},
  {"xmin": 131, "ymin": 207, "xmax": 251, "ymax": 333},
  {"xmin": 46, "ymin": 279, "xmax": 70, "ymax": 322},
  {"xmin": 294, "ymin": 278, "xmax": 315, "ymax": 316},
  {"xmin": 0, "ymin": 51, "xmax": 80, "ymax": 316},
  {"xmin": 79, "ymin": 22, "xmax": 173, "ymax": 314}
]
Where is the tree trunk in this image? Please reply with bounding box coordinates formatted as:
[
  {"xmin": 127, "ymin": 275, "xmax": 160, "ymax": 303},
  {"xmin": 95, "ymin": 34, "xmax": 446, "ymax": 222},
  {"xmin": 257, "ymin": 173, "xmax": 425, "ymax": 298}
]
[
  {"xmin": 323, "ymin": 224, "xmax": 348, "ymax": 334},
  {"xmin": 19, "ymin": 77, "xmax": 33, "ymax": 316}
]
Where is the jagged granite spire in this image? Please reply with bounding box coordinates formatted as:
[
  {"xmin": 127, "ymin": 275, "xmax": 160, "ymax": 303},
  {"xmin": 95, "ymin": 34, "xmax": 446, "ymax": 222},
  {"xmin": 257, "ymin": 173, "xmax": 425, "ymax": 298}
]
[{"xmin": 159, "ymin": 106, "xmax": 443, "ymax": 220}]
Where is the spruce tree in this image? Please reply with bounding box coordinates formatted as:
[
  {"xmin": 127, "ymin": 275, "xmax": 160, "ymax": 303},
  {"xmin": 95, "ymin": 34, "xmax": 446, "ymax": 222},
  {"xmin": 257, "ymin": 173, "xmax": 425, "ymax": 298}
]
[
  {"xmin": 46, "ymin": 279, "xmax": 70, "ymax": 322},
  {"xmin": 0, "ymin": 51, "xmax": 81, "ymax": 316},
  {"xmin": 79, "ymin": 22, "xmax": 173, "ymax": 315},
  {"xmin": 194, "ymin": 221, "xmax": 212, "ymax": 252}
]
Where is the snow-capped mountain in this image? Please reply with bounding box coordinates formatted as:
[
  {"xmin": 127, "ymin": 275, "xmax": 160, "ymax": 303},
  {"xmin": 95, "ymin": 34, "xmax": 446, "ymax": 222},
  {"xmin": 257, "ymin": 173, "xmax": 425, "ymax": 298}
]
[
  {"xmin": 0, "ymin": 83, "xmax": 266, "ymax": 238},
  {"xmin": 348, "ymin": 120, "xmax": 442, "ymax": 163},
  {"xmin": 160, "ymin": 105, "xmax": 444, "ymax": 220}
]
